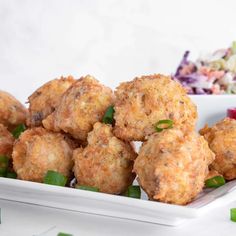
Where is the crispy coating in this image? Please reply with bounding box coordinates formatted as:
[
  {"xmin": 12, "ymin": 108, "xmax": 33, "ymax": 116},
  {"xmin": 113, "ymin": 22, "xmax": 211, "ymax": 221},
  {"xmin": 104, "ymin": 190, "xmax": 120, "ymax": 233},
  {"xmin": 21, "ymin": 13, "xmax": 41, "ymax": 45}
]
[
  {"xmin": 114, "ymin": 74, "xmax": 197, "ymax": 141},
  {"xmin": 0, "ymin": 91, "xmax": 27, "ymax": 130},
  {"xmin": 12, "ymin": 127, "xmax": 74, "ymax": 182},
  {"xmin": 0, "ymin": 124, "xmax": 14, "ymax": 157},
  {"xmin": 27, "ymin": 76, "xmax": 75, "ymax": 127},
  {"xmin": 134, "ymin": 129, "xmax": 215, "ymax": 205},
  {"xmin": 43, "ymin": 75, "xmax": 114, "ymax": 141},
  {"xmin": 200, "ymin": 118, "xmax": 236, "ymax": 180},
  {"xmin": 73, "ymin": 122, "xmax": 137, "ymax": 194}
]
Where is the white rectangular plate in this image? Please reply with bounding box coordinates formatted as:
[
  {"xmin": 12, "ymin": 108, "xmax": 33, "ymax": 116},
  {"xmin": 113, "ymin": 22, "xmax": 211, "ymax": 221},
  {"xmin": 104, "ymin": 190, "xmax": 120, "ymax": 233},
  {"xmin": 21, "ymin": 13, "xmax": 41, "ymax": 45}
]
[{"xmin": 0, "ymin": 95, "xmax": 236, "ymax": 226}]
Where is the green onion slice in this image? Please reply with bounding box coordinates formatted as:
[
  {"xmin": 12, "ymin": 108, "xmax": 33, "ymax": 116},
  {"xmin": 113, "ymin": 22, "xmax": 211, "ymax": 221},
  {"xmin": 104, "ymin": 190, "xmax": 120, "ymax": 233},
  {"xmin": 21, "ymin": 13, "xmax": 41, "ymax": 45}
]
[
  {"xmin": 0, "ymin": 155, "xmax": 9, "ymax": 167},
  {"xmin": 102, "ymin": 106, "xmax": 115, "ymax": 125},
  {"xmin": 124, "ymin": 185, "xmax": 141, "ymax": 199},
  {"xmin": 232, "ymin": 41, "xmax": 236, "ymax": 54},
  {"xmin": 155, "ymin": 119, "xmax": 173, "ymax": 132},
  {"xmin": 231, "ymin": 208, "xmax": 236, "ymax": 222},
  {"xmin": 0, "ymin": 168, "xmax": 7, "ymax": 177},
  {"xmin": 12, "ymin": 124, "xmax": 26, "ymax": 138},
  {"xmin": 6, "ymin": 172, "xmax": 17, "ymax": 179},
  {"xmin": 205, "ymin": 176, "xmax": 225, "ymax": 188},
  {"xmin": 43, "ymin": 170, "xmax": 67, "ymax": 186},
  {"xmin": 76, "ymin": 185, "xmax": 99, "ymax": 192},
  {"xmin": 57, "ymin": 233, "xmax": 73, "ymax": 236},
  {"xmin": 0, "ymin": 156, "xmax": 9, "ymax": 177}
]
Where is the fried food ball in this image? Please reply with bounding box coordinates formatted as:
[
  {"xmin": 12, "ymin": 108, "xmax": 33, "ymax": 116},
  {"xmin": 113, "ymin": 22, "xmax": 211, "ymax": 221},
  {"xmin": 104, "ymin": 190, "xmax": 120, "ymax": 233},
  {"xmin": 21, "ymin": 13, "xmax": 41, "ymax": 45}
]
[
  {"xmin": 27, "ymin": 76, "xmax": 75, "ymax": 127},
  {"xmin": 134, "ymin": 129, "xmax": 215, "ymax": 205},
  {"xmin": 12, "ymin": 127, "xmax": 74, "ymax": 182},
  {"xmin": 43, "ymin": 75, "xmax": 114, "ymax": 141},
  {"xmin": 0, "ymin": 91, "xmax": 27, "ymax": 130},
  {"xmin": 0, "ymin": 124, "xmax": 14, "ymax": 157},
  {"xmin": 113, "ymin": 74, "xmax": 197, "ymax": 141},
  {"xmin": 73, "ymin": 122, "xmax": 137, "ymax": 194},
  {"xmin": 200, "ymin": 118, "xmax": 236, "ymax": 180}
]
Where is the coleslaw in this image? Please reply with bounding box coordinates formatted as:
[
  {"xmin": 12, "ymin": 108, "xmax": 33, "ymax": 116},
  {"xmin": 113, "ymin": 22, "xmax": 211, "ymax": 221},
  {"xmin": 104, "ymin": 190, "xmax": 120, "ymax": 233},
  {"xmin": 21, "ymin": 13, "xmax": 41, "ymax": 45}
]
[{"xmin": 173, "ymin": 42, "xmax": 236, "ymax": 94}]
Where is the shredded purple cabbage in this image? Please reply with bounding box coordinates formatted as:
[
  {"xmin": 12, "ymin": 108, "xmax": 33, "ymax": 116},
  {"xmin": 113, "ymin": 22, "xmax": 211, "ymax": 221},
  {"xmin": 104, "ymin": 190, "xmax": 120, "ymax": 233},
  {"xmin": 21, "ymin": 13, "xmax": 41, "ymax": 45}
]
[{"xmin": 174, "ymin": 51, "xmax": 190, "ymax": 77}]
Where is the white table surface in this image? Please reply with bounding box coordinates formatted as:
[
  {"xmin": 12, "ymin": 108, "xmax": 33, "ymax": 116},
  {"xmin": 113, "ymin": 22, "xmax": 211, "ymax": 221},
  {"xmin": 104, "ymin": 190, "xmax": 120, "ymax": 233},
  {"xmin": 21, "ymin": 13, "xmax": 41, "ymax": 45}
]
[
  {"xmin": 0, "ymin": 95, "xmax": 235, "ymax": 236},
  {"xmin": 0, "ymin": 198, "xmax": 236, "ymax": 236},
  {"xmin": 1, "ymin": 0, "xmax": 236, "ymax": 235}
]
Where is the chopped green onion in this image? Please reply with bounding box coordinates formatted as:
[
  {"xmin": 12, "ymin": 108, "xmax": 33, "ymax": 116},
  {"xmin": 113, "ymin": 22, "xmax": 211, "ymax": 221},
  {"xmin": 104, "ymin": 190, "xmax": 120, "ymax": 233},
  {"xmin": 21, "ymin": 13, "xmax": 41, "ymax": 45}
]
[
  {"xmin": 76, "ymin": 185, "xmax": 99, "ymax": 192},
  {"xmin": 0, "ymin": 168, "xmax": 7, "ymax": 177},
  {"xmin": 205, "ymin": 176, "xmax": 225, "ymax": 188},
  {"xmin": 0, "ymin": 155, "xmax": 9, "ymax": 166},
  {"xmin": 43, "ymin": 170, "xmax": 67, "ymax": 186},
  {"xmin": 231, "ymin": 208, "xmax": 236, "ymax": 222},
  {"xmin": 12, "ymin": 124, "xmax": 26, "ymax": 138},
  {"xmin": 102, "ymin": 106, "xmax": 115, "ymax": 125},
  {"xmin": 6, "ymin": 172, "xmax": 17, "ymax": 179},
  {"xmin": 232, "ymin": 41, "xmax": 236, "ymax": 54},
  {"xmin": 0, "ymin": 156, "xmax": 9, "ymax": 177},
  {"xmin": 124, "ymin": 185, "xmax": 141, "ymax": 199},
  {"xmin": 155, "ymin": 119, "xmax": 173, "ymax": 132},
  {"xmin": 57, "ymin": 233, "xmax": 73, "ymax": 236}
]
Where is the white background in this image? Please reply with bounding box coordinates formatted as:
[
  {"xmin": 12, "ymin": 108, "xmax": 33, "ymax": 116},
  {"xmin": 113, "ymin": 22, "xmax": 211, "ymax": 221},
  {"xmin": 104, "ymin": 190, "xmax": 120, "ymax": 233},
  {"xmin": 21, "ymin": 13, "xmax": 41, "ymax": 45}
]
[
  {"xmin": 1, "ymin": 0, "xmax": 236, "ymax": 235},
  {"xmin": 1, "ymin": 0, "xmax": 236, "ymax": 103}
]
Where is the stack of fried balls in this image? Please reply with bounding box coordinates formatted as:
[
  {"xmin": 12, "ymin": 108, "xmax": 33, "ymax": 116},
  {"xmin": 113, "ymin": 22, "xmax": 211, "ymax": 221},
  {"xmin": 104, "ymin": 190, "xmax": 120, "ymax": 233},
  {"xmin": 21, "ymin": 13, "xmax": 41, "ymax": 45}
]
[{"xmin": 1, "ymin": 74, "xmax": 235, "ymax": 205}]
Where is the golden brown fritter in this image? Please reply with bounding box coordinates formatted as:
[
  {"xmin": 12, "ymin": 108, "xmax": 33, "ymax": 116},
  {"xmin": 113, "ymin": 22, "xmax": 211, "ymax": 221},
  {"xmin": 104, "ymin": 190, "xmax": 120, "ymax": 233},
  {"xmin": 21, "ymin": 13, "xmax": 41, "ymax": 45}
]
[
  {"xmin": 27, "ymin": 76, "xmax": 75, "ymax": 127},
  {"xmin": 12, "ymin": 127, "xmax": 74, "ymax": 182},
  {"xmin": 43, "ymin": 75, "xmax": 114, "ymax": 141},
  {"xmin": 0, "ymin": 124, "xmax": 14, "ymax": 157},
  {"xmin": 73, "ymin": 122, "xmax": 137, "ymax": 194},
  {"xmin": 0, "ymin": 91, "xmax": 27, "ymax": 130},
  {"xmin": 113, "ymin": 74, "xmax": 197, "ymax": 141},
  {"xmin": 134, "ymin": 129, "xmax": 215, "ymax": 205},
  {"xmin": 200, "ymin": 118, "xmax": 236, "ymax": 180}
]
